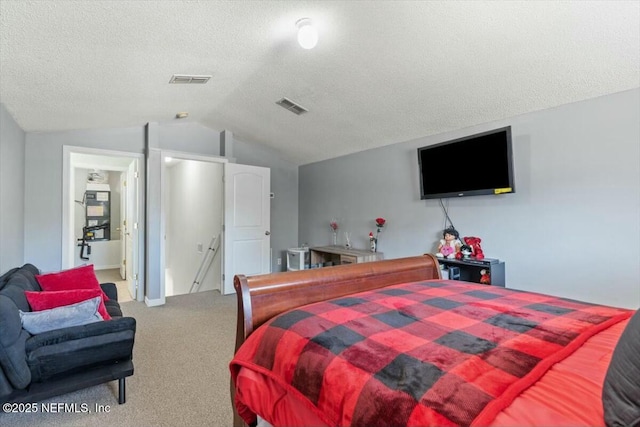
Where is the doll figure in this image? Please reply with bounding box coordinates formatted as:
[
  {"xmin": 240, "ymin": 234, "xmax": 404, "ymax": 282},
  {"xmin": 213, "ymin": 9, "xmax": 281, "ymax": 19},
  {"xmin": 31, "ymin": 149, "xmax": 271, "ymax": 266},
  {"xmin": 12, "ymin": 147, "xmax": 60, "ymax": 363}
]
[{"xmin": 436, "ymin": 227, "xmax": 462, "ymax": 259}]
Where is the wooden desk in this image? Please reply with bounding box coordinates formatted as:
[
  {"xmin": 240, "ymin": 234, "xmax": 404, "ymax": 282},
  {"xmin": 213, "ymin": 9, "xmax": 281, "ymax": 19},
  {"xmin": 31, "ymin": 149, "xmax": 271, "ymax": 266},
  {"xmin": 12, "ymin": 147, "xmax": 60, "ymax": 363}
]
[{"xmin": 310, "ymin": 245, "xmax": 384, "ymax": 267}]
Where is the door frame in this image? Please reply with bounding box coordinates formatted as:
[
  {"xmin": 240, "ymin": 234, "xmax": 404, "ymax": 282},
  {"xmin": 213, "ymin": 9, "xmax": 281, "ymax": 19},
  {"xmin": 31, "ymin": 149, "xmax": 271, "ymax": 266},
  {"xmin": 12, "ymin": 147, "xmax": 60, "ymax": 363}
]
[
  {"xmin": 158, "ymin": 150, "xmax": 228, "ymax": 301},
  {"xmin": 119, "ymin": 170, "xmax": 127, "ymax": 280},
  {"xmin": 61, "ymin": 145, "xmax": 146, "ymax": 302},
  {"xmin": 125, "ymin": 162, "xmax": 138, "ymax": 299}
]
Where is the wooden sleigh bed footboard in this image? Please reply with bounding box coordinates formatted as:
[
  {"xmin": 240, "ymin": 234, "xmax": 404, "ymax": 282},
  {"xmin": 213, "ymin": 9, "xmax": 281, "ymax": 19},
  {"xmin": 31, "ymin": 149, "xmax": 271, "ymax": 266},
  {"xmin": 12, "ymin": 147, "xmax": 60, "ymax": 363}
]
[{"xmin": 233, "ymin": 254, "xmax": 441, "ymax": 352}]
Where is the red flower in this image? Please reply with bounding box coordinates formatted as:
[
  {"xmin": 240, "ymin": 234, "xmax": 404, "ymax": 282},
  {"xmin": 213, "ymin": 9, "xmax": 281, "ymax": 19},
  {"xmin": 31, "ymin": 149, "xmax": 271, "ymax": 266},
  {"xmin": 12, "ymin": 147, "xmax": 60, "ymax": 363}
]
[{"xmin": 370, "ymin": 218, "xmax": 386, "ymax": 252}]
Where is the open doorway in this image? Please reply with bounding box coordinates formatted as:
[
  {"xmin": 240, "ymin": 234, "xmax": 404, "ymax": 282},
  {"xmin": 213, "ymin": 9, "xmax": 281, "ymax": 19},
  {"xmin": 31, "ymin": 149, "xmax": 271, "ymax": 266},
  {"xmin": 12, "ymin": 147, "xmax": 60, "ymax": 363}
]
[
  {"xmin": 157, "ymin": 151, "xmax": 272, "ymax": 301},
  {"xmin": 62, "ymin": 146, "xmax": 145, "ymax": 302},
  {"xmin": 163, "ymin": 157, "xmax": 223, "ymax": 296}
]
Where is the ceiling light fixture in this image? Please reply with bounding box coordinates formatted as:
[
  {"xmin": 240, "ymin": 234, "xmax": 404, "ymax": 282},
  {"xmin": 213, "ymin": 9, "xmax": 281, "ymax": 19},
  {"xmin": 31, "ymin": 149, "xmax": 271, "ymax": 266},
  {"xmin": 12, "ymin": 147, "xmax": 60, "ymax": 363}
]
[
  {"xmin": 175, "ymin": 112, "xmax": 189, "ymax": 119},
  {"xmin": 296, "ymin": 18, "xmax": 318, "ymax": 49}
]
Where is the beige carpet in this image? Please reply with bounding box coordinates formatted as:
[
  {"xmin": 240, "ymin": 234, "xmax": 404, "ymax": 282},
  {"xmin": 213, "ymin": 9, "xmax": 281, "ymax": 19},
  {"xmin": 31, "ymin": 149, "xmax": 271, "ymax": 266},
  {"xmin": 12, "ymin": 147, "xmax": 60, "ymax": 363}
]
[
  {"xmin": 95, "ymin": 269, "xmax": 133, "ymax": 303},
  {"xmin": 2, "ymin": 291, "xmax": 237, "ymax": 426}
]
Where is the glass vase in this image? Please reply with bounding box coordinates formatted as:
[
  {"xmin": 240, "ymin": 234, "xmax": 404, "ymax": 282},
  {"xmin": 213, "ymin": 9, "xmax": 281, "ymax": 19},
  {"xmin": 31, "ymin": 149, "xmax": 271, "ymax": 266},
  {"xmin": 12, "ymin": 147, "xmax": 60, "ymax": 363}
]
[{"xmin": 332, "ymin": 231, "xmax": 337, "ymax": 246}]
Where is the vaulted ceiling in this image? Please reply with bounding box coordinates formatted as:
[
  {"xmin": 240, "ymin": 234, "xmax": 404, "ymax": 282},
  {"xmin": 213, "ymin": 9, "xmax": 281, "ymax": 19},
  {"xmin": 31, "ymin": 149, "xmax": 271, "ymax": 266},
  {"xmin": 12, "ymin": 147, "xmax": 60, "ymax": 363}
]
[{"xmin": 1, "ymin": 1, "xmax": 638, "ymax": 165}]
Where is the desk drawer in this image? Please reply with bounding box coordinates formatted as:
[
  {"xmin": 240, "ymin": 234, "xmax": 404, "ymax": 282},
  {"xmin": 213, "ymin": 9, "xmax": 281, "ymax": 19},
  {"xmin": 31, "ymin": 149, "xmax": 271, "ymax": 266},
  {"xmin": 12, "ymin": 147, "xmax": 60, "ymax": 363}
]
[{"xmin": 340, "ymin": 255, "xmax": 358, "ymax": 265}]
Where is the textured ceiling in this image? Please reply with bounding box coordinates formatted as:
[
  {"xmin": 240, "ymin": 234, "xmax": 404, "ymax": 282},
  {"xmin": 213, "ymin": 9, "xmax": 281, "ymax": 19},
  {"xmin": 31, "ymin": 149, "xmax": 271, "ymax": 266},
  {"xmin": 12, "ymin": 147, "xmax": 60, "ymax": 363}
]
[{"xmin": 1, "ymin": 1, "xmax": 638, "ymax": 165}]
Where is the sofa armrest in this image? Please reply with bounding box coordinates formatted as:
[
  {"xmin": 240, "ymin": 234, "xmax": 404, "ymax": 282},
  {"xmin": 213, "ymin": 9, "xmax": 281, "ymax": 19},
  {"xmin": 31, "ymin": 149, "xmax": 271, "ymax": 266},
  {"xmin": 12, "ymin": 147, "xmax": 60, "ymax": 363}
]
[
  {"xmin": 25, "ymin": 317, "xmax": 136, "ymax": 352},
  {"xmin": 100, "ymin": 282, "xmax": 118, "ymax": 301}
]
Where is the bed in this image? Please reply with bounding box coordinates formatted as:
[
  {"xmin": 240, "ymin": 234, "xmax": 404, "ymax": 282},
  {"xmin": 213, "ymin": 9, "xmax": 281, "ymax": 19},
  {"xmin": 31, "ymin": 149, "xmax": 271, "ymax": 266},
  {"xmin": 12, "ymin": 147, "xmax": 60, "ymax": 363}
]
[{"xmin": 229, "ymin": 255, "xmax": 639, "ymax": 427}]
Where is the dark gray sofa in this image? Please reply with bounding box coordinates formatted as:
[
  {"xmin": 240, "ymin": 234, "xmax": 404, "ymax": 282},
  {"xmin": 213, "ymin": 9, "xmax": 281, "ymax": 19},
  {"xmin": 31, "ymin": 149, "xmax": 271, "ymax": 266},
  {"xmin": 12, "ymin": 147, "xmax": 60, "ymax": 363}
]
[{"xmin": 0, "ymin": 264, "xmax": 135, "ymax": 404}]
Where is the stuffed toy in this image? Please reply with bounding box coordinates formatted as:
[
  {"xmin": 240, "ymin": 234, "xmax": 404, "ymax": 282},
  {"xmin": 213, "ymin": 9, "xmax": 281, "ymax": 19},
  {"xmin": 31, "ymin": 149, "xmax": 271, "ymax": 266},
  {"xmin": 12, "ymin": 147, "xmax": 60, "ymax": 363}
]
[
  {"xmin": 463, "ymin": 236, "xmax": 484, "ymax": 260},
  {"xmin": 456, "ymin": 245, "xmax": 472, "ymax": 260},
  {"xmin": 480, "ymin": 269, "xmax": 491, "ymax": 285},
  {"xmin": 436, "ymin": 227, "xmax": 462, "ymax": 259}
]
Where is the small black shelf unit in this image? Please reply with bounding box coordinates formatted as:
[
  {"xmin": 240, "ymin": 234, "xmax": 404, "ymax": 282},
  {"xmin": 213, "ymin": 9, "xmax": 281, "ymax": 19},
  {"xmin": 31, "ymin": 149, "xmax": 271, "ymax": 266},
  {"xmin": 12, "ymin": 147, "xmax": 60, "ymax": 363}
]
[{"xmin": 437, "ymin": 257, "xmax": 505, "ymax": 287}]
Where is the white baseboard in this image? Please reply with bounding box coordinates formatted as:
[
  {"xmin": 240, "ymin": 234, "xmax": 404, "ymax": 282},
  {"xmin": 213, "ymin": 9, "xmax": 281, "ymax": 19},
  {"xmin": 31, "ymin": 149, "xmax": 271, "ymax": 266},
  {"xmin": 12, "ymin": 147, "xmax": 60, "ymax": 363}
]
[
  {"xmin": 145, "ymin": 296, "xmax": 166, "ymax": 307},
  {"xmin": 94, "ymin": 264, "xmax": 120, "ymax": 270}
]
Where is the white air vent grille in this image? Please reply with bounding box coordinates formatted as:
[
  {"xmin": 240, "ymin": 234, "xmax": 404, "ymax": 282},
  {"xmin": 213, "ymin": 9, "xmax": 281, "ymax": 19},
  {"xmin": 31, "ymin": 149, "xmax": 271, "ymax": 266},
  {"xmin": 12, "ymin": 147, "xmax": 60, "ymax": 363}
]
[
  {"xmin": 169, "ymin": 74, "xmax": 212, "ymax": 84},
  {"xmin": 276, "ymin": 97, "xmax": 308, "ymax": 115}
]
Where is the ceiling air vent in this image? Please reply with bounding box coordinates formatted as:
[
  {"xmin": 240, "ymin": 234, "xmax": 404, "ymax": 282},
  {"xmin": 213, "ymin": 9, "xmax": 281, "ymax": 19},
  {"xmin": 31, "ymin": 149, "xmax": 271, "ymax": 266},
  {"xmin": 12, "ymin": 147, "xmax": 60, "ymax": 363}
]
[
  {"xmin": 169, "ymin": 74, "xmax": 212, "ymax": 84},
  {"xmin": 276, "ymin": 97, "xmax": 308, "ymax": 115}
]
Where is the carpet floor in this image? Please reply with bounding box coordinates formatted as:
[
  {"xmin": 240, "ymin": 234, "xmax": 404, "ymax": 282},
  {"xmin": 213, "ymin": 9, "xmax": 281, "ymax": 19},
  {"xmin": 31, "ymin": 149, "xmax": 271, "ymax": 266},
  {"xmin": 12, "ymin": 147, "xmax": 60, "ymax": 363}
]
[
  {"xmin": 2, "ymin": 290, "xmax": 237, "ymax": 426},
  {"xmin": 95, "ymin": 269, "xmax": 134, "ymax": 303}
]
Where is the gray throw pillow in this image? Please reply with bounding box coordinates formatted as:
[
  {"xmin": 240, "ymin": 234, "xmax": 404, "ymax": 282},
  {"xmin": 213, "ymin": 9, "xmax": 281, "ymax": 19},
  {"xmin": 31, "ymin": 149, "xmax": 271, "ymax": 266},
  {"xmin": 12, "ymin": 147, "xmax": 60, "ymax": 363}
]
[
  {"xmin": 19, "ymin": 296, "xmax": 103, "ymax": 335},
  {"xmin": 602, "ymin": 309, "xmax": 640, "ymax": 427}
]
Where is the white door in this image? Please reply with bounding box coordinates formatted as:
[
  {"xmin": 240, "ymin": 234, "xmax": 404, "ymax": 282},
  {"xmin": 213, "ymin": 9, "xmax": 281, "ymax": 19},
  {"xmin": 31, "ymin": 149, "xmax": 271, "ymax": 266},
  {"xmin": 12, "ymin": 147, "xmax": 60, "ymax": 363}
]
[
  {"xmin": 119, "ymin": 173, "xmax": 127, "ymax": 279},
  {"xmin": 126, "ymin": 161, "xmax": 139, "ymax": 300},
  {"xmin": 223, "ymin": 163, "xmax": 271, "ymax": 295}
]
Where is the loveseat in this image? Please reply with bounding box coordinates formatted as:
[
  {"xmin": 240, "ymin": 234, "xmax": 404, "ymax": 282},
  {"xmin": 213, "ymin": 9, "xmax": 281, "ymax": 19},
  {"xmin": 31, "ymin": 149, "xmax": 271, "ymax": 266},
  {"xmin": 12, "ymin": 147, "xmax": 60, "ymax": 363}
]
[{"xmin": 0, "ymin": 264, "xmax": 135, "ymax": 405}]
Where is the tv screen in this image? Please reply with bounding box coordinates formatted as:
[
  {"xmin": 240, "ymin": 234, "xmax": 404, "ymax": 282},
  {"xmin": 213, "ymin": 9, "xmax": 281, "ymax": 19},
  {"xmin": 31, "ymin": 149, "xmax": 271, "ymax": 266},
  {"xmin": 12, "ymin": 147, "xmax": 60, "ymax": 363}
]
[{"xmin": 418, "ymin": 126, "xmax": 515, "ymax": 199}]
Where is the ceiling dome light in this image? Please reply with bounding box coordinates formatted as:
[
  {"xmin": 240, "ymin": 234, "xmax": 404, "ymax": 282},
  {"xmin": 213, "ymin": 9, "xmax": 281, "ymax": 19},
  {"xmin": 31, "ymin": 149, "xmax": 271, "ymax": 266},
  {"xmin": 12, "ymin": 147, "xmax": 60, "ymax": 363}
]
[{"xmin": 296, "ymin": 18, "xmax": 318, "ymax": 49}]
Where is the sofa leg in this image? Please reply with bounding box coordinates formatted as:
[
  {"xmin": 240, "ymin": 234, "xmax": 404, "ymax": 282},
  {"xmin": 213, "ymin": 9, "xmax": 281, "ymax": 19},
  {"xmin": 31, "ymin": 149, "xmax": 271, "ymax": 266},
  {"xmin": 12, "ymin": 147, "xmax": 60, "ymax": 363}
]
[{"xmin": 118, "ymin": 377, "xmax": 126, "ymax": 404}]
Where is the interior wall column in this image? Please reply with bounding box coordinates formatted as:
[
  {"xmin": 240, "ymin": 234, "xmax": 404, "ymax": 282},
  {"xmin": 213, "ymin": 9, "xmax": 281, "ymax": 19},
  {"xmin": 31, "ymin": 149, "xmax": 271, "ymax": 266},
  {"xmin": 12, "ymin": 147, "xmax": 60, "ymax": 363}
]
[
  {"xmin": 220, "ymin": 130, "xmax": 234, "ymax": 160},
  {"xmin": 145, "ymin": 122, "xmax": 164, "ymax": 306}
]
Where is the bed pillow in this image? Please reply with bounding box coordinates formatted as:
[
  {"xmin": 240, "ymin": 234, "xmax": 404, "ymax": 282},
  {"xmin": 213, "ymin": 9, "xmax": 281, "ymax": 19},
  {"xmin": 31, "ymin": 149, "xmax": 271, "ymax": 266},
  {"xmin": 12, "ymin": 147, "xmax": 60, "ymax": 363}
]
[
  {"xmin": 602, "ymin": 309, "xmax": 640, "ymax": 427},
  {"xmin": 35, "ymin": 264, "xmax": 108, "ymax": 301},
  {"xmin": 25, "ymin": 289, "xmax": 112, "ymax": 321},
  {"xmin": 19, "ymin": 296, "xmax": 103, "ymax": 335}
]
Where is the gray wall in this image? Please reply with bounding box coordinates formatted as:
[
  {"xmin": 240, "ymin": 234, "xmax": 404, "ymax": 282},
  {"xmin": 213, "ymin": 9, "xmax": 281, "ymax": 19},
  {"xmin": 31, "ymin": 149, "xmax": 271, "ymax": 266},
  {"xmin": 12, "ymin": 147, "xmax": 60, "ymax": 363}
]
[
  {"xmin": 24, "ymin": 126, "xmax": 145, "ymax": 272},
  {"xmin": 299, "ymin": 89, "xmax": 640, "ymax": 309},
  {"xmin": 158, "ymin": 121, "xmax": 221, "ymax": 153},
  {"xmin": 0, "ymin": 103, "xmax": 26, "ymax": 272}
]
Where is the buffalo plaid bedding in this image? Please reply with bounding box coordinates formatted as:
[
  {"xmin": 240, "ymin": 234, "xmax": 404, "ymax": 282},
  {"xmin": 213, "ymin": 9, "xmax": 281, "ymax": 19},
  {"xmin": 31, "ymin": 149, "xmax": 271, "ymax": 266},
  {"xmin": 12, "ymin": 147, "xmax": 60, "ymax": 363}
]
[{"xmin": 230, "ymin": 280, "xmax": 631, "ymax": 427}]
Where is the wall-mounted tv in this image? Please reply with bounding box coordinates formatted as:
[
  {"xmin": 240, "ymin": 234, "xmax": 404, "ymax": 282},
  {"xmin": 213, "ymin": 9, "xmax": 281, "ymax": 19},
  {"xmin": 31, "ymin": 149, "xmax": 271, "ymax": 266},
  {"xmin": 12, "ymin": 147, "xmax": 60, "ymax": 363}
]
[{"xmin": 418, "ymin": 126, "xmax": 515, "ymax": 199}]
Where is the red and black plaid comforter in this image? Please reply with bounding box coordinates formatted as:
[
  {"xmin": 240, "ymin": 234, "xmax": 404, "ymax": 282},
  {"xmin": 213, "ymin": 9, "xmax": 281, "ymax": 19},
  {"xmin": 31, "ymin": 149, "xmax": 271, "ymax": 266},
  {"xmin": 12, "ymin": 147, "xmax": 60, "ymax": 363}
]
[{"xmin": 230, "ymin": 280, "xmax": 631, "ymax": 426}]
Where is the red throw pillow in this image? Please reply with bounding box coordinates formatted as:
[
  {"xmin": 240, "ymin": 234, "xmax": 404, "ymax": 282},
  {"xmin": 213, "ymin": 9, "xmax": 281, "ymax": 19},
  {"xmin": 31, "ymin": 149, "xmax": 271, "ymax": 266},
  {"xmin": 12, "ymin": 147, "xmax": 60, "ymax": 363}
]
[
  {"xmin": 35, "ymin": 264, "xmax": 109, "ymax": 301},
  {"xmin": 25, "ymin": 289, "xmax": 112, "ymax": 321}
]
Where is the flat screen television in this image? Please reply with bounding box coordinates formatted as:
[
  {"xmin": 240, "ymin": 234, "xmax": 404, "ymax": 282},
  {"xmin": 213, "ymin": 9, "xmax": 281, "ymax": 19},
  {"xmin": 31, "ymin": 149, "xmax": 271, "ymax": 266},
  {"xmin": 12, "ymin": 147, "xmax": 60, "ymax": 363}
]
[{"xmin": 418, "ymin": 126, "xmax": 515, "ymax": 199}]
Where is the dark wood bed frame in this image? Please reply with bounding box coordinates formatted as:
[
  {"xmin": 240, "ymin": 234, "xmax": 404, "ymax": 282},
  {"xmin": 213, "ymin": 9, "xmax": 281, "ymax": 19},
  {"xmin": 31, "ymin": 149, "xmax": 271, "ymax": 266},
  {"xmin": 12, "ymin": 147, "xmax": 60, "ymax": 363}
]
[{"xmin": 231, "ymin": 255, "xmax": 442, "ymax": 426}]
